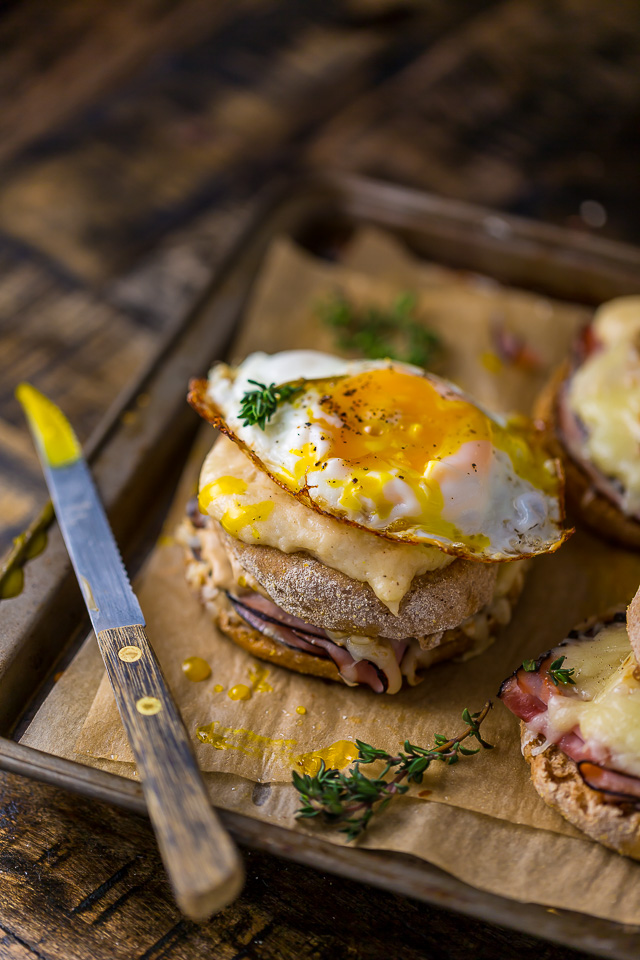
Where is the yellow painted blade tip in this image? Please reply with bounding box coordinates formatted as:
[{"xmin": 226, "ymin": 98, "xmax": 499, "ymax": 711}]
[{"xmin": 16, "ymin": 382, "xmax": 81, "ymax": 468}]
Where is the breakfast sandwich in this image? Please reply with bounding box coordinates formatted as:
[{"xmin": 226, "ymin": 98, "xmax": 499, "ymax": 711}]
[
  {"xmin": 180, "ymin": 350, "xmax": 569, "ymax": 694},
  {"xmin": 536, "ymin": 296, "xmax": 640, "ymax": 549},
  {"xmin": 499, "ymin": 588, "xmax": 640, "ymax": 859}
]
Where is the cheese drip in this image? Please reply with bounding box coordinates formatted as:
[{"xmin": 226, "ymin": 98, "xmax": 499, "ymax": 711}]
[
  {"xmin": 199, "ymin": 436, "xmax": 452, "ymax": 614},
  {"xmin": 543, "ymin": 623, "xmax": 640, "ymax": 777},
  {"xmin": 568, "ymin": 296, "xmax": 640, "ymax": 515}
]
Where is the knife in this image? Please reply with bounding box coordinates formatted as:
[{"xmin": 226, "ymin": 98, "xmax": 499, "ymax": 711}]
[{"xmin": 16, "ymin": 383, "xmax": 244, "ymax": 920}]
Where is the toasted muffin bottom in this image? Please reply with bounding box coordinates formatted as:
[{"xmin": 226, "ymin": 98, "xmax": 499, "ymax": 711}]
[{"xmin": 522, "ymin": 726, "xmax": 640, "ymax": 860}]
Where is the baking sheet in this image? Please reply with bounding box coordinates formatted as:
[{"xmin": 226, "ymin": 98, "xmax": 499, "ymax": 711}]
[{"xmin": 22, "ymin": 228, "xmax": 640, "ymax": 924}]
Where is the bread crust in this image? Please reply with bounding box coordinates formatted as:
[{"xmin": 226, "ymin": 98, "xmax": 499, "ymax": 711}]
[
  {"xmin": 221, "ymin": 530, "xmax": 498, "ymax": 640},
  {"xmin": 627, "ymin": 586, "xmax": 640, "ymax": 666},
  {"xmin": 535, "ymin": 363, "xmax": 640, "ymax": 550},
  {"xmin": 522, "ymin": 725, "xmax": 640, "ymax": 860}
]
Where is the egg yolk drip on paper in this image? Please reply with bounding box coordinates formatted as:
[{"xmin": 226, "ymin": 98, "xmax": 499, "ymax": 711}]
[{"xmin": 200, "ymin": 351, "xmax": 567, "ymax": 562}]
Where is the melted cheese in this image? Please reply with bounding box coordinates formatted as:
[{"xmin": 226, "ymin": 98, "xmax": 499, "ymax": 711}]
[
  {"xmin": 544, "ymin": 623, "xmax": 640, "ymax": 777},
  {"xmin": 568, "ymin": 296, "xmax": 640, "ymax": 514},
  {"xmin": 199, "ymin": 436, "xmax": 452, "ymax": 614},
  {"xmin": 327, "ymin": 630, "xmax": 404, "ymax": 694}
]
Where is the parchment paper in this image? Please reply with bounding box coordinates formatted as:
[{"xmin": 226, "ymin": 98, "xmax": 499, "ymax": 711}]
[{"xmin": 21, "ymin": 231, "xmax": 640, "ymax": 925}]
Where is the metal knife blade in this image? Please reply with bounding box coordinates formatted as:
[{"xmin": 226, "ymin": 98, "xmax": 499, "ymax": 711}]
[
  {"xmin": 40, "ymin": 456, "xmax": 145, "ymax": 633},
  {"xmin": 16, "ymin": 384, "xmax": 143, "ymax": 633}
]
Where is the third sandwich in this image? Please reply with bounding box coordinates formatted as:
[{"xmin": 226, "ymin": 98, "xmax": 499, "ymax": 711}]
[
  {"xmin": 536, "ymin": 295, "xmax": 640, "ymax": 549},
  {"xmin": 499, "ymin": 589, "xmax": 640, "ymax": 859}
]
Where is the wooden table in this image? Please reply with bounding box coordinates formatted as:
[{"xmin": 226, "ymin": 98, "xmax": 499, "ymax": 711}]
[{"xmin": 1, "ymin": 2, "xmax": 639, "ymax": 956}]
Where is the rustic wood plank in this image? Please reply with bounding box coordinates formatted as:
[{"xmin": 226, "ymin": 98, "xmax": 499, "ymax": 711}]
[
  {"xmin": 0, "ymin": 188, "xmax": 260, "ymax": 557},
  {"xmin": 0, "ymin": 1, "xmax": 387, "ymax": 281},
  {"xmin": 309, "ymin": 0, "xmax": 640, "ymax": 246},
  {"xmin": 0, "ymin": 0, "xmax": 249, "ymax": 167},
  {"xmin": 0, "ymin": 242, "xmax": 154, "ymax": 555},
  {"xmin": 106, "ymin": 194, "xmax": 256, "ymax": 331},
  {"xmin": 0, "ymin": 771, "xmax": 596, "ymax": 960},
  {"xmin": 0, "ymin": 0, "xmax": 500, "ymax": 284}
]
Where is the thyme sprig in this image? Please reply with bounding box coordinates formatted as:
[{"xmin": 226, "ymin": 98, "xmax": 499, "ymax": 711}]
[
  {"xmin": 548, "ymin": 655, "xmax": 576, "ymax": 686},
  {"xmin": 292, "ymin": 702, "xmax": 492, "ymax": 842},
  {"xmin": 238, "ymin": 379, "xmax": 303, "ymax": 430},
  {"xmin": 522, "ymin": 655, "xmax": 576, "ymax": 686},
  {"xmin": 317, "ymin": 291, "xmax": 441, "ymax": 369}
]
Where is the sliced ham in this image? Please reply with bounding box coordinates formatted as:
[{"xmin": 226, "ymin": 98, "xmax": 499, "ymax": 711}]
[
  {"xmin": 186, "ymin": 495, "xmax": 208, "ymax": 529},
  {"xmin": 498, "ymin": 653, "xmax": 555, "ymax": 723},
  {"xmin": 228, "ymin": 593, "xmax": 330, "ymax": 657},
  {"xmin": 575, "ymin": 321, "xmax": 602, "ymax": 364},
  {"xmin": 626, "ymin": 583, "xmax": 640, "ymax": 667},
  {"xmin": 578, "ymin": 762, "xmax": 640, "ymax": 805},
  {"xmin": 227, "ymin": 591, "xmax": 397, "ymax": 693},
  {"xmin": 500, "ymin": 654, "xmax": 597, "ymax": 763},
  {"xmin": 229, "ymin": 592, "xmax": 329, "ymax": 642}
]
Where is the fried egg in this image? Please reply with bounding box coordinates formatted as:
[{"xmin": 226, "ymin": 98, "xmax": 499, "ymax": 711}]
[{"xmin": 191, "ymin": 351, "xmax": 568, "ymax": 561}]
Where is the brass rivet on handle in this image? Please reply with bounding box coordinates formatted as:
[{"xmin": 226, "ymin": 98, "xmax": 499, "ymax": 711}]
[
  {"xmin": 118, "ymin": 645, "xmax": 142, "ymax": 662},
  {"xmin": 136, "ymin": 696, "xmax": 162, "ymax": 715}
]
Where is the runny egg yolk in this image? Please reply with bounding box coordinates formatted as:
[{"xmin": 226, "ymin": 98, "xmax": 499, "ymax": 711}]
[
  {"xmin": 309, "ymin": 369, "xmax": 488, "ymax": 469},
  {"xmin": 199, "ymin": 476, "xmax": 247, "ymax": 511},
  {"xmin": 200, "ymin": 354, "xmax": 567, "ymax": 558},
  {"xmin": 220, "ymin": 500, "xmax": 275, "ymax": 539},
  {"xmin": 198, "ymin": 476, "xmax": 274, "ymax": 539},
  {"xmin": 288, "ymin": 368, "xmax": 556, "ymax": 495}
]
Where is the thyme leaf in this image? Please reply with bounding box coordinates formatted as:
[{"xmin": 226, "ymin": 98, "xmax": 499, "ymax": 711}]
[
  {"xmin": 522, "ymin": 659, "xmax": 537, "ymax": 672},
  {"xmin": 317, "ymin": 291, "xmax": 442, "ymax": 369},
  {"xmin": 292, "ymin": 701, "xmax": 492, "ymax": 841},
  {"xmin": 238, "ymin": 379, "xmax": 303, "ymax": 430}
]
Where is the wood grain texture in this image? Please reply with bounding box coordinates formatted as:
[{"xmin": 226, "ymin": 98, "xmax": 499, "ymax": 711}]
[
  {"xmin": 0, "ymin": 770, "xmax": 597, "ymax": 960},
  {"xmin": 0, "ymin": 193, "xmax": 256, "ymax": 558},
  {"xmin": 309, "ymin": 0, "xmax": 640, "ymax": 246},
  {"xmin": 96, "ymin": 625, "xmax": 243, "ymax": 919},
  {"xmin": 0, "ymin": 243, "xmax": 155, "ymax": 553},
  {"xmin": 0, "ymin": 0, "xmax": 246, "ymax": 167},
  {"xmin": 0, "ymin": 0, "xmax": 387, "ymax": 281}
]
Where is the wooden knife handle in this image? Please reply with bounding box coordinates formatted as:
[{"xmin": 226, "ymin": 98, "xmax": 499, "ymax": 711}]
[{"xmin": 96, "ymin": 624, "xmax": 244, "ymax": 920}]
